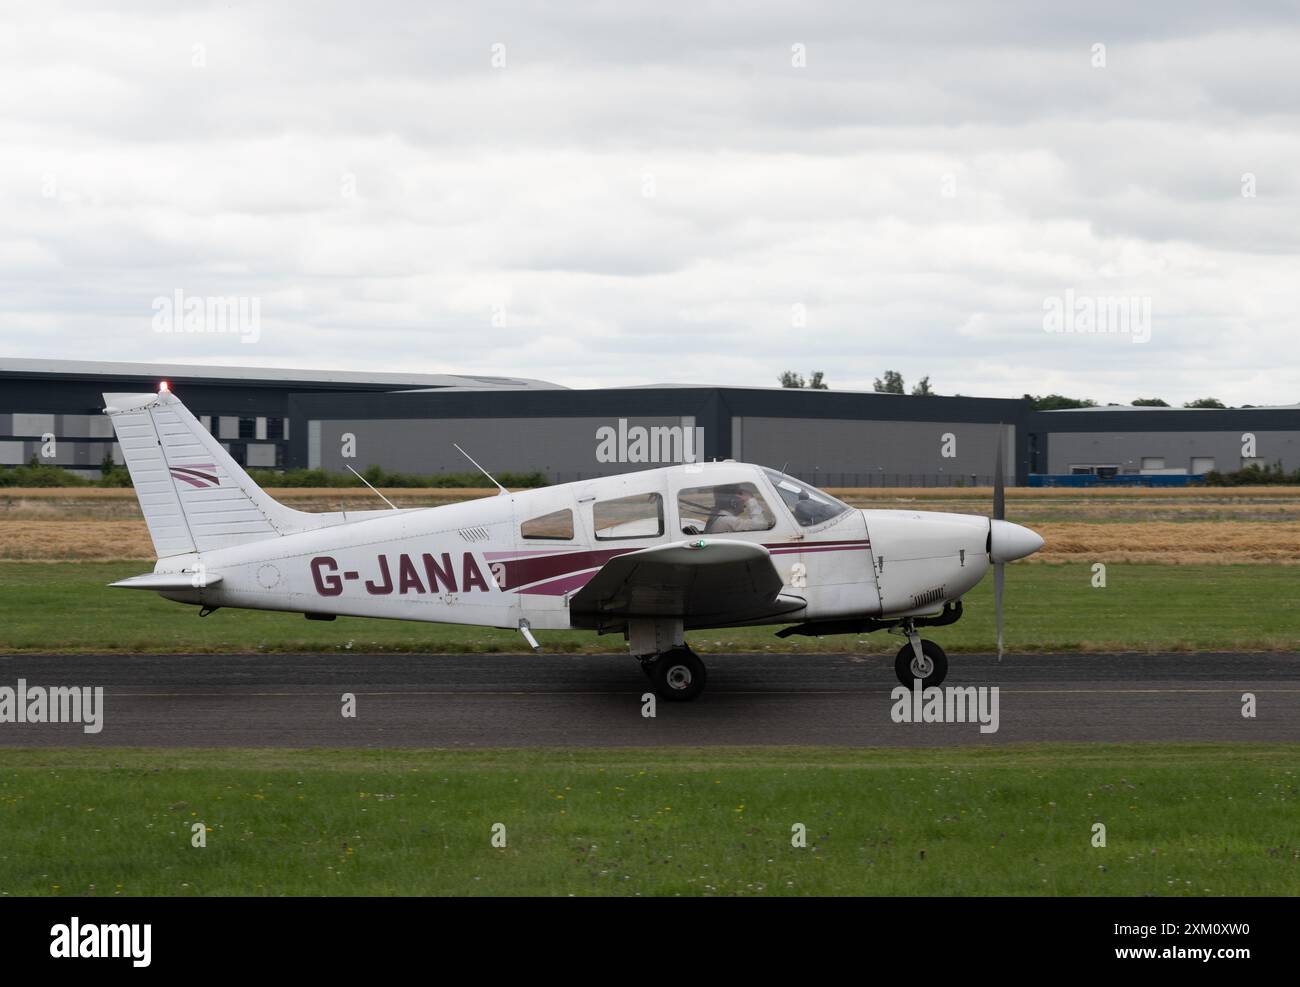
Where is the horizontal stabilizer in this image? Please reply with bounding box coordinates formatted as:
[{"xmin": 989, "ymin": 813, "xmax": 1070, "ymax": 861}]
[{"xmin": 109, "ymin": 572, "xmax": 222, "ymax": 591}]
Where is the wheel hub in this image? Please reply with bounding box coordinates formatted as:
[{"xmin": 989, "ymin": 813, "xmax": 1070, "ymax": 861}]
[
  {"xmin": 910, "ymin": 653, "xmax": 933, "ymax": 677},
  {"xmin": 665, "ymin": 664, "xmax": 692, "ymax": 690}
]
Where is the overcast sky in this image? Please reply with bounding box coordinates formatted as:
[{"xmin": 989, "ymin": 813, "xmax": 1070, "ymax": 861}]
[{"xmin": 2, "ymin": 1, "xmax": 1297, "ymax": 405}]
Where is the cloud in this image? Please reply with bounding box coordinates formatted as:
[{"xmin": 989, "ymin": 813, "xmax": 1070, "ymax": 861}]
[{"xmin": 0, "ymin": 0, "xmax": 1297, "ymax": 406}]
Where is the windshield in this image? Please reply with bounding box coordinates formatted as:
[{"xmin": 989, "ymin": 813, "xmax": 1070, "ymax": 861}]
[{"xmin": 760, "ymin": 467, "xmax": 852, "ymax": 527}]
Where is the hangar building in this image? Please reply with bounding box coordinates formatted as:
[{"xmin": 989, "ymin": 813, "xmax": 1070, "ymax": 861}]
[
  {"xmin": 1, "ymin": 358, "xmax": 1296, "ymax": 486},
  {"xmin": 1026, "ymin": 405, "xmax": 1300, "ymax": 480}
]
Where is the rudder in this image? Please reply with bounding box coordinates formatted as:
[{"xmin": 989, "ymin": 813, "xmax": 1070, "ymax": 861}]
[{"xmin": 103, "ymin": 388, "xmax": 317, "ymax": 558}]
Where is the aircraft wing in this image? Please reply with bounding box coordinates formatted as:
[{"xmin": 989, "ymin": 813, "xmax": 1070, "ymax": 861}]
[{"xmin": 569, "ymin": 538, "xmax": 806, "ymax": 629}]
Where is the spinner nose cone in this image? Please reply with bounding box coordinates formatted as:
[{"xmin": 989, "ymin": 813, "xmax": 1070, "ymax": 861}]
[{"xmin": 989, "ymin": 519, "xmax": 1045, "ymax": 562}]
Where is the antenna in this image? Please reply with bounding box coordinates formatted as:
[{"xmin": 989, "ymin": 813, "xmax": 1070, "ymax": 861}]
[
  {"xmin": 345, "ymin": 464, "xmax": 397, "ymax": 510},
  {"xmin": 454, "ymin": 443, "xmax": 508, "ymax": 496}
]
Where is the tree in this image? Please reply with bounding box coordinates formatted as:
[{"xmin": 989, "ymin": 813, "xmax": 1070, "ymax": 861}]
[
  {"xmin": 98, "ymin": 452, "xmax": 132, "ymax": 487},
  {"xmin": 1130, "ymin": 397, "xmax": 1169, "ymax": 407},
  {"xmin": 1184, "ymin": 397, "xmax": 1227, "ymax": 409},
  {"xmin": 874, "ymin": 370, "xmax": 905, "ymax": 394},
  {"xmin": 1023, "ymin": 393, "xmax": 1098, "ymax": 411},
  {"xmin": 911, "ymin": 376, "xmax": 933, "ymax": 396},
  {"xmin": 779, "ymin": 371, "xmax": 829, "ymax": 389}
]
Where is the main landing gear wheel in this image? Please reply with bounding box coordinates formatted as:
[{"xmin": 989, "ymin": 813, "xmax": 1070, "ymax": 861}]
[
  {"xmin": 895, "ymin": 639, "xmax": 948, "ymax": 689},
  {"xmin": 646, "ymin": 646, "xmax": 707, "ymax": 702}
]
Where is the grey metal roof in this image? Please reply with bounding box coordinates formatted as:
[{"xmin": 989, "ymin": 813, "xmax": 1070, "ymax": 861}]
[
  {"xmin": 1042, "ymin": 403, "xmax": 1300, "ymax": 412},
  {"xmin": 0, "ymin": 357, "xmax": 564, "ymax": 390}
]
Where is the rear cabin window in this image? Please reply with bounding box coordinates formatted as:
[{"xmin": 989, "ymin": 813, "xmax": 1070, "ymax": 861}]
[
  {"xmin": 677, "ymin": 482, "xmax": 776, "ymax": 534},
  {"xmin": 593, "ymin": 492, "xmax": 664, "ymax": 540},
  {"xmin": 521, "ymin": 508, "xmax": 574, "ymax": 540}
]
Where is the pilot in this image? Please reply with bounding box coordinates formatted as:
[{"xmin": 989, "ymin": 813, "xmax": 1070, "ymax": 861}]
[{"xmin": 710, "ymin": 485, "xmax": 768, "ymax": 532}]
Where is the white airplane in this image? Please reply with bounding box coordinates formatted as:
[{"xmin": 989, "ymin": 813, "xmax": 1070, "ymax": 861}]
[{"xmin": 103, "ymin": 386, "xmax": 1044, "ymax": 702}]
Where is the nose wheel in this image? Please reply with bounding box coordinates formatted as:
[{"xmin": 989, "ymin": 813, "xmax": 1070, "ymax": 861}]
[
  {"xmin": 895, "ymin": 638, "xmax": 948, "ymax": 689},
  {"xmin": 641, "ymin": 645, "xmax": 707, "ymax": 702}
]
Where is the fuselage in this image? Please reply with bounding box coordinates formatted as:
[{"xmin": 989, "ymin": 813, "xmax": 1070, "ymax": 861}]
[{"xmin": 153, "ymin": 462, "xmax": 1022, "ymax": 632}]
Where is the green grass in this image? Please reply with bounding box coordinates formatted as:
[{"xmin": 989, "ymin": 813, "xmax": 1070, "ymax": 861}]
[
  {"xmin": 1, "ymin": 746, "xmax": 1296, "ymax": 896},
  {"xmin": 0, "ymin": 561, "xmax": 1296, "ymax": 654}
]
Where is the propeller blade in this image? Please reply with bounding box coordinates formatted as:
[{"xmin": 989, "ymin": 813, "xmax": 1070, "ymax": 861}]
[
  {"xmin": 993, "ymin": 424, "xmax": 1005, "ymax": 521},
  {"xmin": 993, "ymin": 426, "xmax": 1006, "ymax": 660},
  {"xmin": 995, "ymin": 560, "xmax": 1005, "ymax": 661}
]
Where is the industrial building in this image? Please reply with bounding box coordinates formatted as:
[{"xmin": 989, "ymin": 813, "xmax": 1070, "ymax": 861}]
[
  {"xmin": 0, "ymin": 358, "xmax": 558, "ymax": 477},
  {"xmin": 1026, "ymin": 405, "xmax": 1300, "ymax": 481},
  {"xmin": 2, "ymin": 358, "xmax": 1297, "ymax": 486}
]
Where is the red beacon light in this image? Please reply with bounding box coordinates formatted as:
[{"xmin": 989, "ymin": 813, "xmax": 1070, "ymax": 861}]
[{"xmin": 159, "ymin": 381, "xmax": 170, "ymax": 393}]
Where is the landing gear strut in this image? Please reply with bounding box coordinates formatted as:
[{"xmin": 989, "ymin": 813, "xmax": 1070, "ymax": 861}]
[{"xmin": 895, "ymin": 624, "xmax": 948, "ymax": 689}]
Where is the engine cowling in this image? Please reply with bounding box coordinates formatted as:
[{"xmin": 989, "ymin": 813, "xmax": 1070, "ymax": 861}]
[{"xmin": 862, "ymin": 509, "xmax": 991, "ymax": 616}]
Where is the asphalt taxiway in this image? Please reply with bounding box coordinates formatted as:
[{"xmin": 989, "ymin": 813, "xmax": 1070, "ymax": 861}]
[{"xmin": 0, "ymin": 651, "xmax": 1296, "ymax": 747}]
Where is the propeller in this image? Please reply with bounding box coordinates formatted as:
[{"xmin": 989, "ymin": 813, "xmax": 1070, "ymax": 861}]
[
  {"xmin": 993, "ymin": 431, "xmax": 1005, "ymax": 661},
  {"xmin": 986, "ymin": 428, "xmax": 1045, "ymax": 660}
]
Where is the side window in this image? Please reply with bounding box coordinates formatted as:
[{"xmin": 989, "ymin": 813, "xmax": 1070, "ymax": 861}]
[
  {"xmin": 521, "ymin": 508, "xmax": 574, "ymax": 540},
  {"xmin": 593, "ymin": 493, "xmax": 663, "ymax": 540},
  {"xmin": 678, "ymin": 482, "xmax": 776, "ymax": 534}
]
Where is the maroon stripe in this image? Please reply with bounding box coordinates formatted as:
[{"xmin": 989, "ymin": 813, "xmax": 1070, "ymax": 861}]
[
  {"xmin": 500, "ymin": 546, "xmax": 636, "ymax": 589},
  {"xmin": 770, "ymin": 543, "xmax": 870, "ymax": 555},
  {"xmin": 518, "ymin": 570, "xmax": 600, "ymax": 596},
  {"xmin": 769, "ymin": 545, "xmax": 869, "ymax": 555},
  {"xmin": 762, "ymin": 539, "xmax": 869, "ymax": 550},
  {"xmin": 170, "ymin": 466, "xmax": 220, "ymax": 484}
]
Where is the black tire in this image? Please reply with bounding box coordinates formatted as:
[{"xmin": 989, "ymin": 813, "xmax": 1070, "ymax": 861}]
[
  {"xmin": 649, "ymin": 646, "xmax": 707, "ymax": 702},
  {"xmin": 894, "ymin": 639, "xmax": 948, "ymax": 689}
]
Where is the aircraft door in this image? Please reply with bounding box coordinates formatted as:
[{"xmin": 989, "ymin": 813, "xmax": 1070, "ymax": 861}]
[{"xmin": 505, "ymin": 491, "xmax": 590, "ymax": 628}]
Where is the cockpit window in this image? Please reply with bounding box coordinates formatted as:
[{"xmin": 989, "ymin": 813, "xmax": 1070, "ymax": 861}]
[{"xmin": 761, "ymin": 468, "xmax": 852, "ymax": 527}]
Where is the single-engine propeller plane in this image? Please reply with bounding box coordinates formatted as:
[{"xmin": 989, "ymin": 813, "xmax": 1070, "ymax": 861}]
[{"xmin": 103, "ymin": 387, "xmax": 1044, "ymax": 701}]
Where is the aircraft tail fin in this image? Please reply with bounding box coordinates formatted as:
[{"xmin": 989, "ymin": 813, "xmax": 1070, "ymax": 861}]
[{"xmin": 103, "ymin": 388, "xmax": 323, "ymax": 558}]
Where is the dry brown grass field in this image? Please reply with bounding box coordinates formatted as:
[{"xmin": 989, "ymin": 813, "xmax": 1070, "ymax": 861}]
[
  {"xmin": 3, "ymin": 486, "xmax": 1299, "ymax": 563},
  {"xmin": 0, "ymin": 520, "xmax": 155, "ymax": 560}
]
